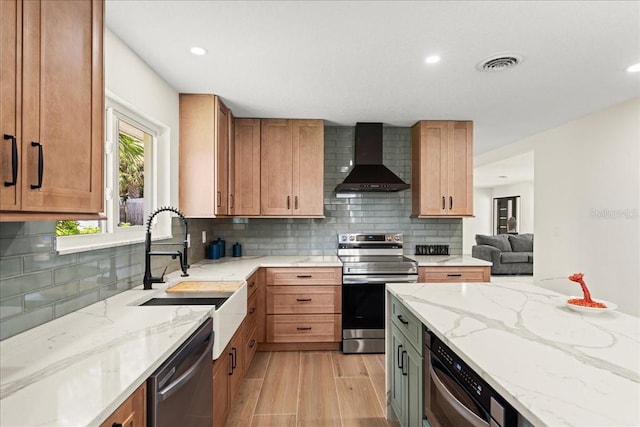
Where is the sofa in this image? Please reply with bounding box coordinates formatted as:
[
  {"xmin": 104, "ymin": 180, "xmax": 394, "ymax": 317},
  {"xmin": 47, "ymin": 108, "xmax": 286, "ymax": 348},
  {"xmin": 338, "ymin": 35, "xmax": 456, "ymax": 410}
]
[{"xmin": 472, "ymin": 233, "xmax": 533, "ymax": 275}]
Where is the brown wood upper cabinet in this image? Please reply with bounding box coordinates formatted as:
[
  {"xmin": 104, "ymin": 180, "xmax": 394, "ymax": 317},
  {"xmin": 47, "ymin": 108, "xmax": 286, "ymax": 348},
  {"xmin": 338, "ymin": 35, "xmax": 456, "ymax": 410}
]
[
  {"xmin": 1, "ymin": 0, "xmax": 104, "ymax": 219},
  {"xmin": 411, "ymin": 121, "xmax": 473, "ymax": 217},
  {"xmin": 231, "ymin": 118, "xmax": 261, "ymax": 216},
  {"xmin": 260, "ymin": 119, "xmax": 324, "ymax": 217},
  {"xmin": 179, "ymin": 94, "xmax": 232, "ymax": 217}
]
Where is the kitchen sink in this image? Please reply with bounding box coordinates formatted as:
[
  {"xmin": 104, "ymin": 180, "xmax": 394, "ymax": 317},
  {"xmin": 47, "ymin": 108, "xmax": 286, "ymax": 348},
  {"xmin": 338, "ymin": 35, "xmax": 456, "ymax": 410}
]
[{"xmin": 138, "ymin": 297, "xmax": 228, "ymax": 308}]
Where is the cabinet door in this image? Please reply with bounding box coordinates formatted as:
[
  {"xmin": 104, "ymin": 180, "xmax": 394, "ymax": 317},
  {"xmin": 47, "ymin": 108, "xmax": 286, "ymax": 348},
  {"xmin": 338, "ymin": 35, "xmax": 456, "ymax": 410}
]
[
  {"xmin": 390, "ymin": 324, "xmax": 406, "ymax": 425},
  {"xmin": 446, "ymin": 121, "xmax": 473, "ymax": 216},
  {"xmin": 405, "ymin": 340, "xmax": 423, "ymax": 427},
  {"xmin": 232, "ymin": 119, "xmax": 261, "ymax": 215},
  {"xmin": 215, "ymin": 97, "xmax": 229, "ymax": 215},
  {"xmin": 0, "ymin": 0, "xmax": 20, "ymax": 210},
  {"xmin": 412, "ymin": 121, "xmax": 447, "ymax": 216},
  {"xmin": 260, "ymin": 119, "xmax": 293, "ymax": 215},
  {"xmin": 99, "ymin": 382, "xmax": 146, "ymax": 427},
  {"xmin": 179, "ymin": 94, "xmax": 216, "ymax": 216},
  {"xmin": 292, "ymin": 119, "xmax": 323, "ymax": 216},
  {"xmin": 212, "ymin": 357, "xmax": 230, "ymax": 427},
  {"xmin": 21, "ymin": 0, "xmax": 103, "ymax": 213}
]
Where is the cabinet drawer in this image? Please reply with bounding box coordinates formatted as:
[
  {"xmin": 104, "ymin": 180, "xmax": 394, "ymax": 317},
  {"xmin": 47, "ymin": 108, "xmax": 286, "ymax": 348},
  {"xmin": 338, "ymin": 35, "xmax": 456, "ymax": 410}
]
[
  {"xmin": 243, "ymin": 325, "xmax": 258, "ymax": 371},
  {"xmin": 246, "ymin": 289, "xmax": 258, "ymax": 330},
  {"xmin": 390, "ymin": 295, "xmax": 422, "ymax": 351},
  {"xmin": 246, "ymin": 271, "xmax": 259, "ymax": 298},
  {"xmin": 99, "ymin": 382, "xmax": 146, "ymax": 427},
  {"xmin": 419, "ymin": 266, "xmax": 490, "ymax": 283},
  {"xmin": 266, "ymin": 285, "xmax": 341, "ymax": 314},
  {"xmin": 266, "ymin": 314, "xmax": 340, "ymax": 342},
  {"xmin": 266, "ymin": 267, "xmax": 341, "ymax": 286}
]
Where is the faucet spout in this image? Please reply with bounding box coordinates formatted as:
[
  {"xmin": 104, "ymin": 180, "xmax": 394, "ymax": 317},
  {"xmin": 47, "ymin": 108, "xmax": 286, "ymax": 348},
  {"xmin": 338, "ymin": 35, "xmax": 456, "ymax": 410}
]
[{"xmin": 143, "ymin": 206, "xmax": 189, "ymax": 290}]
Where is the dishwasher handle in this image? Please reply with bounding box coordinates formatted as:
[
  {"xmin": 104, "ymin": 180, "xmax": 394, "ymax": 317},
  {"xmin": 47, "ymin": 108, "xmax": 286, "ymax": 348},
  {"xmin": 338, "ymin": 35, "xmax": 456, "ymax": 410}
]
[{"xmin": 156, "ymin": 329, "xmax": 213, "ymax": 403}]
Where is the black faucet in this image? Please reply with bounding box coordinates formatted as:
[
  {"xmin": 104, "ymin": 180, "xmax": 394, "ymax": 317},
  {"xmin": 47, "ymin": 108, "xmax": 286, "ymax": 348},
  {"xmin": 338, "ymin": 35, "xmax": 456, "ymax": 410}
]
[{"xmin": 143, "ymin": 206, "xmax": 189, "ymax": 290}]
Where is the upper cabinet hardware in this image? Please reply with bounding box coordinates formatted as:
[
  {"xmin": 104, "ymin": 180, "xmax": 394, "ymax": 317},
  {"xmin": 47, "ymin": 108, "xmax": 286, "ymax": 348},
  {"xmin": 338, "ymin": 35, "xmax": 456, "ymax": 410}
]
[
  {"xmin": 4, "ymin": 134, "xmax": 17, "ymax": 187},
  {"xmin": 30, "ymin": 142, "xmax": 43, "ymax": 189}
]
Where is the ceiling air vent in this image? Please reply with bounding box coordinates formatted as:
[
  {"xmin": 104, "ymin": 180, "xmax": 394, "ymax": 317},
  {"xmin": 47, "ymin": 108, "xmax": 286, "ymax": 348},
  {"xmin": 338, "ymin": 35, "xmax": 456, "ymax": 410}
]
[{"xmin": 476, "ymin": 53, "xmax": 523, "ymax": 72}]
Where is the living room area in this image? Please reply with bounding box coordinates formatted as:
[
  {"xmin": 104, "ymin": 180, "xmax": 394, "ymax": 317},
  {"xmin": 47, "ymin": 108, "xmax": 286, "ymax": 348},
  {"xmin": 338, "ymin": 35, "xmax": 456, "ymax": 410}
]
[{"xmin": 463, "ymin": 97, "xmax": 639, "ymax": 318}]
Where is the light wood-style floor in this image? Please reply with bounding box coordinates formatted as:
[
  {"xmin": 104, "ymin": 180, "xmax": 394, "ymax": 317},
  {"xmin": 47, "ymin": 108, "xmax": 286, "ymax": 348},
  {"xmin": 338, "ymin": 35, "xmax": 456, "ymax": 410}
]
[{"xmin": 225, "ymin": 351, "xmax": 401, "ymax": 427}]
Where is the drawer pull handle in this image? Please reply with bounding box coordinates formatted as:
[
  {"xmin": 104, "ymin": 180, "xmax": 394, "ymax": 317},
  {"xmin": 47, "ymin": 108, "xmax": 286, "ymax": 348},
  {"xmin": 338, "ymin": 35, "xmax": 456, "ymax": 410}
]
[
  {"xmin": 297, "ymin": 327, "xmax": 312, "ymax": 331},
  {"xmin": 249, "ymin": 307, "xmax": 256, "ymax": 314},
  {"xmin": 31, "ymin": 142, "xmax": 43, "ymax": 189},
  {"xmin": 249, "ymin": 339, "xmax": 256, "ymax": 348},
  {"xmin": 401, "ymin": 351, "xmax": 408, "ymax": 376},
  {"xmin": 248, "ymin": 281, "xmax": 256, "ymax": 288},
  {"xmin": 446, "ymin": 273, "xmax": 462, "ymax": 277},
  {"xmin": 397, "ymin": 314, "xmax": 409, "ymax": 325},
  {"xmin": 112, "ymin": 423, "xmax": 123, "ymax": 427},
  {"xmin": 442, "ymin": 196, "xmax": 445, "ymax": 210},
  {"xmin": 449, "ymin": 196, "xmax": 453, "ymax": 210},
  {"xmin": 296, "ymin": 298, "xmax": 312, "ymax": 302},
  {"xmin": 296, "ymin": 274, "xmax": 312, "ymax": 278},
  {"xmin": 217, "ymin": 190, "xmax": 222, "ymax": 207},
  {"xmin": 287, "ymin": 195, "xmax": 291, "ymax": 209},
  {"xmin": 4, "ymin": 134, "xmax": 17, "ymax": 187},
  {"xmin": 397, "ymin": 344, "xmax": 404, "ymax": 369}
]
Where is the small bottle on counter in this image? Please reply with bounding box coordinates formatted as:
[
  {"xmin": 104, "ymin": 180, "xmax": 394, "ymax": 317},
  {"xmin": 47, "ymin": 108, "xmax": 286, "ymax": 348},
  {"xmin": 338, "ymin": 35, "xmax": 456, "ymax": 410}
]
[
  {"xmin": 209, "ymin": 241, "xmax": 220, "ymax": 260},
  {"xmin": 232, "ymin": 242, "xmax": 242, "ymax": 257},
  {"xmin": 216, "ymin": 238, "xmax": 226, "ymax": 258}
]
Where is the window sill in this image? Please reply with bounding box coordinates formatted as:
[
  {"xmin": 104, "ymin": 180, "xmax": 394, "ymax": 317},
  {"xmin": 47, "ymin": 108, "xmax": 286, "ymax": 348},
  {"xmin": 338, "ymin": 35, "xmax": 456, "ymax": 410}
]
[{"xmin": 56, "ymin": 232, "xmax": 172, "ymax": 255}]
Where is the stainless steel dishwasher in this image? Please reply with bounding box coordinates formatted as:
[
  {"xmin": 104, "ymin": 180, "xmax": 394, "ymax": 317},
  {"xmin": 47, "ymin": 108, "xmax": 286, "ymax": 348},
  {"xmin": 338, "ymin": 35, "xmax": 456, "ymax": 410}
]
[{"xmin": 147, "ymin": 318, "xmax": 213, "ymax": 427}]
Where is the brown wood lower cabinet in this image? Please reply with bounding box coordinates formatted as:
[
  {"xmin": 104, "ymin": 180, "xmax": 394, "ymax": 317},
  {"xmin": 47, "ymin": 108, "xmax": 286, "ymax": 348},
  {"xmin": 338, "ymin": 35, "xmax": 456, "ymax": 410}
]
[
  {"xmin": 263, "ymin": 267, "xmax": 341, "ymax": 351},
  {"xmin": 213, "ymin": 323, "xmax": 244, "ymax": 427},
  {"xmin": 99, "ymin": 382, "xmax": 146, "ymax": 427},
  {"xmin": 418, "ymin": 266, "xmax": 490, "ymax": 283}
]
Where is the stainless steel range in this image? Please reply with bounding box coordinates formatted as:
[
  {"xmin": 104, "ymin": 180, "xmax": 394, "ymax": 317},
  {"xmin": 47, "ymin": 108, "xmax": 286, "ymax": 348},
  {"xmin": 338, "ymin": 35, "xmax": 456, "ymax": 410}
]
[{"xmin": 338, "ymin": 233, "xmax": 418, "ymax": 354}]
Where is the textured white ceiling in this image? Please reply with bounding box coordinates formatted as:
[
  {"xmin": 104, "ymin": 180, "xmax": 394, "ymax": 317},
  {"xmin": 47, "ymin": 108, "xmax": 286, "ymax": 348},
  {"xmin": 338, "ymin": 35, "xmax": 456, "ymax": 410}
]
[{"xmin": 105, "ymin": 1, "xmax": 640, "ymax": 155}]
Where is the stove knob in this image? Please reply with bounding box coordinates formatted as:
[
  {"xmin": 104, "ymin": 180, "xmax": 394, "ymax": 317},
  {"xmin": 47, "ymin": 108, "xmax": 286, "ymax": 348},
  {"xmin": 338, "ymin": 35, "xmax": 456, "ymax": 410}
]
[
  {"xmin": 394, "ymin": 234, "xmax": 401, "ymax": 242},
  {"xmin": 349, "ymin": 235, "xmax": 355, "ymax": 241},
  {"xmin": 386, "ymin": 235, "xmax": 392, "ymax": 241},
  {"xmin": 340, "ymin": 235, "xmax": 347, "ymax": 242}
]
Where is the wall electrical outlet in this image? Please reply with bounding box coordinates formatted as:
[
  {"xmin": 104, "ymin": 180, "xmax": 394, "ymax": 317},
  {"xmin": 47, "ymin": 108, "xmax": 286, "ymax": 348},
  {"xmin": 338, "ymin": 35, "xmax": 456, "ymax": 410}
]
[
  {"xmin": 202, "ymin": 231, "xmax": 207, "ymax": 244},
  {"xmin": 187, "ymin": 234, "xmax": 191, "ymax": 248}
]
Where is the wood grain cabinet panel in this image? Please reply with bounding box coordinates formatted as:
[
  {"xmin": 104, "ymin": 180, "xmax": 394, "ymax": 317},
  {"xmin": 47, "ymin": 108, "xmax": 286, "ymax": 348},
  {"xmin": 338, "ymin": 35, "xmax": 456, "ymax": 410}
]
[
  {"xmin": 260, "ymin": 119, "xmax": 324, "ymax": 217},
  {"xmin": 1, "ymin": 0, "xmax": 104, "ymax": 218},
  {"xmin": 264, "ymin": 267, "xmax": 341, "ymax": 348},
  {"xmin": 266, "ymin": 285, "xmax": 341, "ymax": 314},
  {"xmin": 99, "ymin": 382, "xmax": 146, "ymax": 427},
  {"xmin": 418, "ymin": 266, "xmax": 490, "ymax": 283},
  {"xmin": 266, "ymin": 267, "xmax": 341, "ymax": 286},
  {"xmin": 411, "ymin": 121, "xmax": 473, "ymax": 217},
  {"xmin": 179, "ymin": 94, "xmax": 231, "ymax": 217},
  {"xmin": 231, "ymin": 118, "xmax": 261, "ymax": 216},
  {"xmin": 266, "ymin": 314, "xmax": 341, "ymax": 343}
]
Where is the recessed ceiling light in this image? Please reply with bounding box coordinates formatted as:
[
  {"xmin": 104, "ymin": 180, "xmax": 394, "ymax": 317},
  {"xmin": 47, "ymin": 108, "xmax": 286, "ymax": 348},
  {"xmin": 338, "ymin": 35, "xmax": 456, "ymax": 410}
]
[
  {"xmin": 627, "ymin": 63, "xmax": 640, "ymax": 73},
  {"xmin": 425, "ymin": 55, "xmax": 441, "ymax": 64},
  {"xmin": 190, "ymin": 47, "xmax": 207, "ymax": 56}
]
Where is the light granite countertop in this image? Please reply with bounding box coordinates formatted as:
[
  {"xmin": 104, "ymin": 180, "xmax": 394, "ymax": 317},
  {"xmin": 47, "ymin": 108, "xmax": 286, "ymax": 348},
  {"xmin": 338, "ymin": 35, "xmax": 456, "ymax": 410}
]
[
  {"xmin": 0, "ymin": 255, "xmax": 341, "ymax": 427},
  {"xmin": 387, "ymin": 281, "xmax": 640, "ymax": 427},
  {"xmin": 0, "ymin": 254, "xmax": 487, "ymax": 426}
]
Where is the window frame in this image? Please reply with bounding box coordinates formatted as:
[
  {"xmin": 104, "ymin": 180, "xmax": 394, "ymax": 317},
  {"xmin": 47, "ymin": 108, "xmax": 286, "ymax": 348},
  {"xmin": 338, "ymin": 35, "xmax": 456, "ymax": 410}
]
[{"xmin": 56, "ymin": 95, "xmax": 172, "ymax": 254}]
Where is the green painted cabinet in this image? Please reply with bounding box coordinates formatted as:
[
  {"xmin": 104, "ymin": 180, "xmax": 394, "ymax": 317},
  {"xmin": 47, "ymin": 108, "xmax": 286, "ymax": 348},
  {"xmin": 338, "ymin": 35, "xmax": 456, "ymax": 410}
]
[{"xmin": 390, "ymin": 320, "xmax": 423, "ymax": 427}]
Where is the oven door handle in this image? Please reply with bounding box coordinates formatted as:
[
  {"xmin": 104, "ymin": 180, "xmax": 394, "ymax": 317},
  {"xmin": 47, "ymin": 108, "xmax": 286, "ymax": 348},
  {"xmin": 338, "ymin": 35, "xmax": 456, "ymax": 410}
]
[
  {"xmin": 343, "ymin": 276, "xmax": 418, "ymax": 284},
  {"xmin": 429, "ymin": 363, "xmax": 489, "ymax": 427}
]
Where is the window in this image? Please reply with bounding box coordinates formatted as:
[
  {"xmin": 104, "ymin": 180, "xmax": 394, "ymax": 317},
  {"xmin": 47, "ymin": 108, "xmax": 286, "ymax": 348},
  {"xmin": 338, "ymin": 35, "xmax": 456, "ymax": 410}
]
[{"xmin": 56, "ymin": 97, "xmax": 170, "ymax": 253}]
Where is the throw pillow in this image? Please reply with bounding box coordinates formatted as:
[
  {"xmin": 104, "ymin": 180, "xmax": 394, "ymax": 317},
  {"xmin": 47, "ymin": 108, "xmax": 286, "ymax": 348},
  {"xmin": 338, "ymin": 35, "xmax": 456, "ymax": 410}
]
[
  {"xmin": 508, "ymin": 234, "xmax": 534, "ymax": 252},
  {"xmin": 475, "ymin": 234, "xmax": 512, "ymax": 252}
]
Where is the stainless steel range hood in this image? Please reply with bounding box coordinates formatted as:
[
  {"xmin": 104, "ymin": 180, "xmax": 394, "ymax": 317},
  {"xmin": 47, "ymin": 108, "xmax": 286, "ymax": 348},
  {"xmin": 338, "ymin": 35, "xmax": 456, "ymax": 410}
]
[{"xmin": 335, "ymin": 123, "xmax": 410, "ymax": 192}]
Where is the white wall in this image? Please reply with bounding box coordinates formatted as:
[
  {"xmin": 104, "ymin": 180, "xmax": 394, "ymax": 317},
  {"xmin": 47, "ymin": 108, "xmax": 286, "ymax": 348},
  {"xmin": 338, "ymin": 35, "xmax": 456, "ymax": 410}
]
[
  {"xmin": 492, "ymin": 181, "xmax": 534, "ymax": 234},
  {"xmin": 104, "ymin": 29, "xmax": 180, "ymax": 208},
  {"xmin": 463, "ymin": 187, "xmax": 492, "ymax": 254},
  {"xmin": 533, "ymin": 98, "xmax": 639, "ymax": 316}
]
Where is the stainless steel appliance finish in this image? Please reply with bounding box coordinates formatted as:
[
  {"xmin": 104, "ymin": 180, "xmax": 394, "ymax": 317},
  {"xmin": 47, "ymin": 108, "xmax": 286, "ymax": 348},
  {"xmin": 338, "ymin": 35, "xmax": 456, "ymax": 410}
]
[
  {"xmin": 339, "ymin": 233, "xmax": 418, "ymax": 354},
  {"xmin": 148, "ymin": 318, "xmax": 214, "ymax": 427},
  {"xmin": 423, "ymin": 326, "xmax": 522, "ymax": 427}
]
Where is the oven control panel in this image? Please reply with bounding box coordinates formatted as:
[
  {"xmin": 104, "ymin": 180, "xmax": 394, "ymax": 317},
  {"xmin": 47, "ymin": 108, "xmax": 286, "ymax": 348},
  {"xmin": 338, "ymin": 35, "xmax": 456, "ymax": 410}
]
[{"xmin": 338, "ymin": 233, "xmax": 403, "ymax": 244}]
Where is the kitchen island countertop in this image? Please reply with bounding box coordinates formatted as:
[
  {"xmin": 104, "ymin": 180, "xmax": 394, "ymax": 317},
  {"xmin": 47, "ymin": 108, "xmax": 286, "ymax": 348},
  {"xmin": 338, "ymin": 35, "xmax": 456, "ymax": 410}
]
[{"xmin": 387, "ymin": 281, "xmax": 640, "ymax": 427}]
